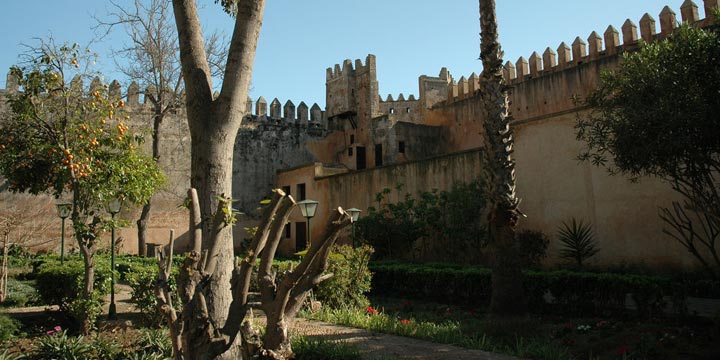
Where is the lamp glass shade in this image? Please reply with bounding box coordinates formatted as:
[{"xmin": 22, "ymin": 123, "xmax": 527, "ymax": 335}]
[
  {"xmin": 108, "ymin": 199, "xmax": 122, "ymax": 215},
  {"xmin": 56, "ymin": 202, "xmax": 72, "ymax": 219},
  {"xmin": 347, "ymin": 208, "xmax": 362, "ymax": 222},
  {"xmin": 298, "ymin": 199, "xmax": 319, "ymax": 219}
]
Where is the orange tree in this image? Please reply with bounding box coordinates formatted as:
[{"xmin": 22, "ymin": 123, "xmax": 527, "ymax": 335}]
[{"xmin": 0, "ymin": 39, "xmax": 165, "ymax": 333}]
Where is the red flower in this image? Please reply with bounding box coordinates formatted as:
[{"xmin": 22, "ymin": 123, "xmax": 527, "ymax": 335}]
[
  {"xmin": 616, "ymin": 345, "xmax": 629, "ymax": 356},
  {"xmin": 366, "ymin": 306, "xmax": 378, "ymax": 315},
  {"xmin": 564, "ymin": 322, "xmax": 574, "ymax": 329},
  {"xmin": 400, "ymin": 319, "xmax": 411, "ymax": 324}
]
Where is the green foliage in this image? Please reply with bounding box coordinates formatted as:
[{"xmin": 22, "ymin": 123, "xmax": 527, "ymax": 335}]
[
  {"xmin": 135, "ymin": 329, "xmax": 173, "ymax": 359},
  {"xmin": 1, "ymin": 278, "xmax": 40, "ymax": 307},
  {"xmin": 0, "ymin": 314, "xmax": 21, "ymax": 342},
  {"xmin": 356, "ymin": 180, "xmax": 487, "ymax": 261},
  {"xmin": 0, "ymin": 38, "xmax": 165, "ymax": 333},
  {"xmin": 576, "ymin": 24, "xmax": 720, "ymax": 278},
  {"xmin": 0, "ymin": 350, "xmax": 25, "ymax": 360},
  {"xmin": 32, "ymin": 330, "xmax": 93, "ymax": 360},
  {"xmin": 556, "ymin": 218, "xmax": 599, "ymax": 268},
  {"xmin": 370, "ymin": 261, "xmax": 710, "ymax": 317},
  {"xmin": 291, "ymin": 336, "xmax": 363, "ymax": 360},
  {"xmin": 516, "ymin": 229, "xmax": 549, "ymax": 268},
  {"xmin": 34, "ymin": 259, "xmax": 110, "ymax": 328},
  {"xmin": 126, "ymin": 262, "xmax": 178, "ymax": 328},
  {"xmin": 314, "ymin": 245, "xmax": 374, "ymax": 309}
]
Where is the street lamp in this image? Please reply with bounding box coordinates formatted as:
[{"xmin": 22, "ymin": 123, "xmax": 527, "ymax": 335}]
[
  {"xmin": 297, "ymin": 199, "xmax": 319, "ymax": 250},
  {"xmin": 346, "ymin": 208, "xmax": 362, "ymax": 248},
  {"xmin": 107, "ymin": 199, "xmax": 122, "ymax": 320},
  {"xmin": 55, "ymin": 202, "xmax": 72, "ymax": 264}
]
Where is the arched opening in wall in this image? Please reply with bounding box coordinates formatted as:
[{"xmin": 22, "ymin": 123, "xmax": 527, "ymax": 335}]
[
  {"xmin": 398, "ymin": 141, "xmax": 405, "ymax": 154},
  {"xmin": 389, "ymin": 108, "xmax": 395, "ymax": 114},
  {"xmin": 406, "ymin": 107, "xmax": 411, "ymax": 113}
]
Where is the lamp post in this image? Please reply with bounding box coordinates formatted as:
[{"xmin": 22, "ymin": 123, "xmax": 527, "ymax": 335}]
[
  {"xmin": 346, "ymin": 208, "xmax": 362, "ymax": 248},
  {"xmin": 55, "ymin": 202, "xmax": 72, "ymax": 264},
  {"xmin": 297, "ymin": 199, "xmax": 319, "ymax": 250},
  {"xmin": 107, "ymin": 199, "xmax": 122, "ymax": 320}
]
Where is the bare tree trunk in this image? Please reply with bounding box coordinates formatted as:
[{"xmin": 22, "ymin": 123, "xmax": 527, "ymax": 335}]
[
  {"xmin": 157, "ymin": 189, "xmax": 351, "ymax": 359},
  {"xmin": 137, "ymin": 110, "xmax": 164, "ymax": 257},
  {"xmin": 172, "ymin": 0, "xmax": 265, "ymax": 358},
  {"xmin": 479, "ymin": 0, "xmax": 527, "ymax": 316},
  {"xmin": 0, "ymin": 233, "xmax": 8, "ymax": 303}
]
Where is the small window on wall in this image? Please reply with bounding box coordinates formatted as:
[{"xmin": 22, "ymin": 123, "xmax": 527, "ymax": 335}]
[
  {"xmin": 398, "ymin": 141, "xmax": 405, "ymax": 153},
  {"xmin": 297, "ymin": 183, "xmax": 306, "ymax": 201},
  {"xmin": 350, "ymin": 134, "xmax": 355, "ymax": 144},
  {"xmin": 282, "ymin": 185, "xmax": 291, "ymax": 196},
  {"xmin": 348, "ymin": 147, "xmax": 353, "ymax": 156},
  {"xmin": 284, "ymin": 223, "xmax": 291, "ymax": 238},
  {"xmin": 389, "ymin": 108, "xmax": 395, "ymax": 114},
  {"xmin": 406, "ymin": 107, "xmax": 411, "ymax": 113}
]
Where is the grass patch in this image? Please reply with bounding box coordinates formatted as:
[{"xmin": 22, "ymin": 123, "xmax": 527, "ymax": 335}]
[
  {"xmin": 292, "ymin": 336, "xmax": 363, "ymax": 360},
  {"xmin": 301, "ymin": 305, "xmax": 571, "ymax": 360}
]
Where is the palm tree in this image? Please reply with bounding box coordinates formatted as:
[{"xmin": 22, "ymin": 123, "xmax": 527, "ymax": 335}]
[{"xmin": 478, "ymin": 0, "xmax": 526, "ymax": 315}]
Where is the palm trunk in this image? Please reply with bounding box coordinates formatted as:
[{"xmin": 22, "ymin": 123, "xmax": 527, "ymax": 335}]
[{"xmin": 479, "ymin": 0, "xmax": 526, "ymax": 315}]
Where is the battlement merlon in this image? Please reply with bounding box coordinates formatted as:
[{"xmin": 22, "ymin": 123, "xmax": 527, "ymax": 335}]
[
  {"xmin": 494, "ymin": 0, "xmax": 717, "ymax": 86},
  {"xmin": 326, "ymin": 54, "xmax": 377, "ymax": 81}
]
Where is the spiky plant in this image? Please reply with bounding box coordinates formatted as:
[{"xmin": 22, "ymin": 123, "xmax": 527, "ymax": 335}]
[{"xmin": 557, "ymin": 218, "xmax": 600, "ymax": 268}]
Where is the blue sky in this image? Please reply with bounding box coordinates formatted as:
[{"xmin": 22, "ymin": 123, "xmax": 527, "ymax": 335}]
[{"xmin": 0, "ymin": 0, "xmax": 695, "ymax": 108}]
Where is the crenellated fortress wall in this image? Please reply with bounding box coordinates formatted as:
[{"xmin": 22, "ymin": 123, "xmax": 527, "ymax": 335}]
[{"xmin": 1, "ymin": 1, "xmax": 718, "ymax": 266}]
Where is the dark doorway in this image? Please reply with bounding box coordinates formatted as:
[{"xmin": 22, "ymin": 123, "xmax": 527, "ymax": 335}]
[
  {"xmin": 295, "ymin": 222, "xmax": 307, "ymax": 252},
  {"xmin": 375, "ymin": 144, "xmax": 383, "ymax": 167},
  {"xmin": 356, "ymin": 146, "xmax": 366, "ymax": 170}
]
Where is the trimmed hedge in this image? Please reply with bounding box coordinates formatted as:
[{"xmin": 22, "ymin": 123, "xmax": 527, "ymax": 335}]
[{"xmin": 370, "ymin": 262, "xmax": 719, "ymax": 317}]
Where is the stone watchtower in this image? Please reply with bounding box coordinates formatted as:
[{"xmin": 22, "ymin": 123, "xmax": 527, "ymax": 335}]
[{"xmin": 325, "ymin": 54, "xmax": 380, "ymax": 131}]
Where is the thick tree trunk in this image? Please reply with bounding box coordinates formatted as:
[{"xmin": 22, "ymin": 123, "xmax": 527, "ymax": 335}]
[
  {"xmin": 172, "ymin": 0, "xmax": 264, "ymax": 357},
  {"xmin": 479, "ymin": 0, "xmax": 527, "ymax": 316}
]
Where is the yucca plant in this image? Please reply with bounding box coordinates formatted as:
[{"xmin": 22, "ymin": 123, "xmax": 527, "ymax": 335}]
[
  {"xmin": 32, "ymin": 330, "xmax": 92, "ymax": 360},
  {"xmin": 557, "ymin": 218, "xmax": 599, "ymax": 268}
]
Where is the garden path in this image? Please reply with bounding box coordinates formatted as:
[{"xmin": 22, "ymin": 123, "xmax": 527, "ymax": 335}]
[{"xmin": 104, "ymin": 284, "xmax": 523, "ymax": 360}]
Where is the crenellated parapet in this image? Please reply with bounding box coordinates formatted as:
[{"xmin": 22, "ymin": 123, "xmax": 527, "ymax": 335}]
[
  {"xmin": 498, "ymin": 0, "xmax": 718, "ymax": 86},
  {"xmin": 242, "ymin": 96, "xmax": 327, "ymax": 129}
]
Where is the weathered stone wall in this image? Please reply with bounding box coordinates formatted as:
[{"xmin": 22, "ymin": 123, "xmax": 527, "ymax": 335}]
[{"xmin": 231, "ymin": 123, "xmax": 326, "ymax": 214}]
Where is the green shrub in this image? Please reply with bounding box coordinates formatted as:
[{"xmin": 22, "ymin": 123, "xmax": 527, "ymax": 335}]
[
  {"xmin": 32, "ymin": 330, "xmax": 93, "ymax": 360},
  {"xmin": 314, "ymin": 245, "xmax": 374, "ymax": 309},
  {"xmin": 370, "ymin": 261, "xmax": 712, "ymax": 317},
  {"xmin": 34, "ymin": 259, "xmax": 110, "ymax": 329},
  {"xmin": 127, "ymin": 264, "xmax": 179, "ymax": 328},
  {"xmin": 0, "ymin": 314, "xmax": 21, "ymax": 342},
  {"xmin": 357, "ymin": 180, "xmax": 488, "ymax": 262},
  {"xmin": 2, "ymin": 279, "xmax": 40, "ymax": 307}
]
